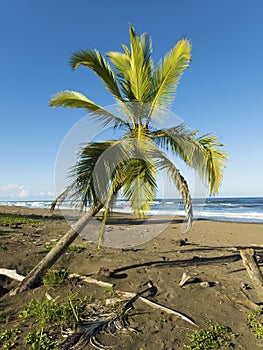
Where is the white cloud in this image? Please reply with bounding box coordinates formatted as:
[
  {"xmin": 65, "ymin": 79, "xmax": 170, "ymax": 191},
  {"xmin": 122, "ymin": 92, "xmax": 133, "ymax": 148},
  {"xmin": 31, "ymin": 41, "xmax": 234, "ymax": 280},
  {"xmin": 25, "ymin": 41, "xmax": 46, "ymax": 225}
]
[
  {"xmin": 38, "ymin": 191, "xmax": 55, "ymax": 198},
  {"xmin": 0, "ymin": 184, "xmax": 30, "ymax": 200},
  {"xmin": 19, "ymin": 187, "xmax": 29, "ymax": 198},
  {"xmin": 0, "ymin": 184, "xmax": 56, "ymax": 200},
  {"xmin": 0, "ymin": 184, "xmax": 19, "ymax": 191}
]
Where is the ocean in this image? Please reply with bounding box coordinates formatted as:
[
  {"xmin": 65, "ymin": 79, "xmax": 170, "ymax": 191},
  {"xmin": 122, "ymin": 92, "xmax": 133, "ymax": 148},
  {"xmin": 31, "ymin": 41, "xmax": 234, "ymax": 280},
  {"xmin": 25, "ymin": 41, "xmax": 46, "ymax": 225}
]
[{"xmin": 0, "ymin": 197, "xmax": 262, "ymax": 224}]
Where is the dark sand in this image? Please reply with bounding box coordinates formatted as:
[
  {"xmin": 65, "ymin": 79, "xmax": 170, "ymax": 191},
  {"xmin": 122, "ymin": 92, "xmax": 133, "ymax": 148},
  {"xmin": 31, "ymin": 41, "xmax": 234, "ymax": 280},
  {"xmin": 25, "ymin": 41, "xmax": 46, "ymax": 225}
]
[{"xmin": 0, "ymin": 205, "xmax": 263, "ymax": 349}]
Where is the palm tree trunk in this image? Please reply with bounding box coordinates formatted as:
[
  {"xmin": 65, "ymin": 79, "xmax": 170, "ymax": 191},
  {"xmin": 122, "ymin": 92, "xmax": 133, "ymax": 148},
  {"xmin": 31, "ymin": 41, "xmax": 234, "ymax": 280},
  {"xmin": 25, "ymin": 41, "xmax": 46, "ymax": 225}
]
[{"xmin": 10, "ymin": 205, "xmax": 102, "ymax": 295}]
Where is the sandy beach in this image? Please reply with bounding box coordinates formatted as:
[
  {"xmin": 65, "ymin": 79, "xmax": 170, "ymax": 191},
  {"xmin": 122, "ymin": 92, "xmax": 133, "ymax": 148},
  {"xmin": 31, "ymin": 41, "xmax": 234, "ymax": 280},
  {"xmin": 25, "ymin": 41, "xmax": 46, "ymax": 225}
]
[{"xmin": 0, "ymin": 205, "xmax": 263, "ymax": 349}]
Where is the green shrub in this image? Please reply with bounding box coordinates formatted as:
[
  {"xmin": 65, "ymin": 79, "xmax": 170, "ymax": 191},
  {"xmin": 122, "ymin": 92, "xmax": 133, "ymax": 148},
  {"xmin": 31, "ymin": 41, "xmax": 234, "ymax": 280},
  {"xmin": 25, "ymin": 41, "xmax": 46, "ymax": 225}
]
[
  {"xmin": 42, "ymin": 269, "xmax": 69, "ymax": 286},
  {"xmin": 68, "ymin": 244, "xmax": 85, "ymax": 253},
  {"xmin": 247, "ymin": 309, "xmax": 263, "ymax": 339},
  {"xmin": 0, "ymin": 232, "xmax": 11, "ymax": 239},
  {"xmin": 24, "ymin": 329, "xmax": 57, "ymax": 349},
  {"xmin": 44, "ymin": 242, "xmax": 56, "ymax": 250},
  {"xmin": 0, "ymin": 329, "xmax": 21, "ymax": 349},
  {"xmin": 0, "ymin": 215, "xmax": 47, "ymax": 226},
  {"xmin": 20, "ymin": 293, "xmax": 80, "ymax": 329},
  {"xmin": 184, "ymin": 324, "xmax": 237, "ymax": 349}
]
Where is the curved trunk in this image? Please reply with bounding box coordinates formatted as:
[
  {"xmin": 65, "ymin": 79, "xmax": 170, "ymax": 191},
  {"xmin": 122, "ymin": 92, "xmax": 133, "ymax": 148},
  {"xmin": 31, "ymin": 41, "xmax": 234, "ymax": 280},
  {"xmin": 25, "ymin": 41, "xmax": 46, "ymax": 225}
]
[{"xmin": 10, "ymin": 205, "xmax": 102, "ymax": 295}]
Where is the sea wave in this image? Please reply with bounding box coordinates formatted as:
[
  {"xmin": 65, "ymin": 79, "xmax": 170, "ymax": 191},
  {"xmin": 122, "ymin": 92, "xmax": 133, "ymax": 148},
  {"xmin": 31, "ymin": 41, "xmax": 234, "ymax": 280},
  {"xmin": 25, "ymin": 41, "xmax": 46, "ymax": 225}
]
[
  {"xmin": 0, "ymin": 198, "xmax": 262, "ymax": 223},
  {"xmin": 200, "ymin": 210, "xmax": 263, "ymax": 223}
]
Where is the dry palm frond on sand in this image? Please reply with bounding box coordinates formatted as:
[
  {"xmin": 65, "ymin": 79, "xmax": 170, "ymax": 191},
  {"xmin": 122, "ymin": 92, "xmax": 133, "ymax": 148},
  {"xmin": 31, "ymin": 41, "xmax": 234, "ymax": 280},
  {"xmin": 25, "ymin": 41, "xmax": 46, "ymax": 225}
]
[{"xmin": 59, "ymin": 283, "xmax": 156, "ymax": 350}]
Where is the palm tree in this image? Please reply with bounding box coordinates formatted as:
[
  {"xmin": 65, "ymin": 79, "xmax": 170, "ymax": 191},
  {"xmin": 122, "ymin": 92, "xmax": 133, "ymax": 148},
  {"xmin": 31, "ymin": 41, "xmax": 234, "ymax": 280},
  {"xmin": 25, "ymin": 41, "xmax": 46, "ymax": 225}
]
[{"xmin": 11, "ymin": 25, "xmax": 227, "ymax": 294}]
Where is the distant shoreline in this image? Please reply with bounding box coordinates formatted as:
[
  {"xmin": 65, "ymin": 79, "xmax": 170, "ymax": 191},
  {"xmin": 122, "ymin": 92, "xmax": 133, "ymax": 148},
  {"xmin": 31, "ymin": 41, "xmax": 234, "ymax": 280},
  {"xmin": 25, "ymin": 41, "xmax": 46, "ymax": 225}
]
[
  {"xmin": 0, "ymin": 204, "xmax": 262, "ymax": 226},
  {"xmin": 0, "ymin": 203, "xmax": 262, "ymax": 249},
  {"xmin": 0, "ymin": 196, "xmax": 262, "ymax": 224}
]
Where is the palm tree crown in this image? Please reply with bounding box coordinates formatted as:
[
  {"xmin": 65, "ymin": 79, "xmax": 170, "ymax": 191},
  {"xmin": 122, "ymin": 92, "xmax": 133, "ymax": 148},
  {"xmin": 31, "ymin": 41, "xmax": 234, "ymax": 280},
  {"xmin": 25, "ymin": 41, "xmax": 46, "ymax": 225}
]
[{"xmin": 50, "ymin": 25, "xmax": 227, "ymax": 247}]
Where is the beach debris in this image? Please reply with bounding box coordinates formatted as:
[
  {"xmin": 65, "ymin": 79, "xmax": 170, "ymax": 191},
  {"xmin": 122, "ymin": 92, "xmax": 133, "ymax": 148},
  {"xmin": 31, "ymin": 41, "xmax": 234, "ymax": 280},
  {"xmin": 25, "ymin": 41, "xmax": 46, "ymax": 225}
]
[
  {"xmin": 122, "ymin": 247, "xmax": 145, "ymax": 252},
  {"xmin": 199, "ymin": 281, "xmax": 211, "ymax": 288},
  {"xmin": 45, "ymin": 291, "xmax": 53, "ymax": 301},
  {"xmin": 173, "ymin": 238, "xmax": 188, "ymax": 246},
  {"xmin": 60, "ymin": 300, "xmax": 136, "ymax": 349},
  {"xmin": 96, "ymin": 266, "xmax": 111, "ymax": 278},
  {"xmin": 60, "ymin": 279, "xmax": 197, "ymax": 349},
  {"xmin": 10, "ymin": 223, "xmax": 22, "ymax": 229},
  {"xmin": 0, "ymin": 268, "xmax": 25, "ymax": 281},
  {"xmin": 178, "ymin": 272, "xmax": 192, "ymax": 287},
  {"xmin": 241, "ymin": 282, "xmax": 250, "ymax": 290},
  {"xmin": 236, "ymin": 248, "xmax": 263, "ymax": 311},
  {"xmin": 256, "ymin": 254, "xmax": 263, "ymax": 263},
  {"xmin": 233, "ymin": 287, "xmax": 262, "ymax": 311},
  {"xmin": 251, "ymin": 244, "xmax": 263, "ymax": 248},
  {"xmin": 68, "ymin": 274, "xmax": 197, "ymax": 327},
  {"xmin": 138, "ymin": 296, "xmax": 197, "ymax": 326},
  {"xmin": 240, "ymin": 248, "xmax": 263, "ymax": 301},
  {"xmin": 162, "ymin": 256, "xmax": 169, "ymax": 261},
  {"xmin": 105, "ymin": 298, "xmax": 122, "ymax": 306},
  {"xmin": 69, "ymin": 274, "xmax": 113, "ymax": 288},
  {"xmin": 59, "ymin": 282, "xmax": 155, "ymax": 350}
]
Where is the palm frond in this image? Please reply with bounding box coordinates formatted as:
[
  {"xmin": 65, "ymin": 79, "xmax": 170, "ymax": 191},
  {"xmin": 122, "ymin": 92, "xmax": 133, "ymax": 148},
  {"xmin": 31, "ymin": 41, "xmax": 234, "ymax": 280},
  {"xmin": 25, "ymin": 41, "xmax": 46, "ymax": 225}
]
[
  {"xmin": 197, "ymin": 134, "xmax": 228, "ymax": 195},
  {"xmin": 51, "ymin": 141, "xmax": 121, "ymax": 212},
  {"xmin": 50, "ymin": 179, "xmax": 79, "ymax": 211},
  {"xmin": 60, "ymin": 282, "xmax": 156, "ymax": 350},
  {"xmin": 69, "ymin": 49, "xmax": 123, "ymax": 101},
  {"xmin": 140, "ymin": 31, "xmax": 153, "ymax": 70},
  {"xmin": 157, "ymin": 155, "xmax": 193, "ymax": 230},
  {"xmin": 153, "ymin": 125, "xmax": 227, "ymax": 196},
  {"xmin": 90, "ymin": 140, "xmax": 130, "ymax": 204},
  {"xmin": 108, "ymin": 26, "xmax": 153, "ymax": 104},
  {"xmin": 122, "ymin": 158, "xmax": 157, "ymax": 218},
  {"xmin": 70, "ymin": 141, "xmax": 123, "ymax": 209},
  {"xmin": 152, "ymin": 123, "xmax": 198, "ymax": 166},
  {"xmin": 128, "ymin": 25, "xmax": 153, "ymax": 102},
  {"xmin": 106, "ymin": 51, "xmax": 130, "ymax": 79},
  {"xmin": 145, "ymin": 143, "xmax": 193, "ymax": 229},
  {"xmin": 106, "ymin": 50, "xmax": 136, "ymax": 102},
  {"xmin": 61, "ymin": 311, "xmax": 132, "ymax": 350},
  {"xmin": 88, "ymin": 135, "xmax": 157, "ymax": 219},
  {"xmin": 147, "ymin": 38, "xmax": 191, "ymax": 122},
  {"xmin": 49, "ymin": 91, "xmax": 130, "ymax": 129}
]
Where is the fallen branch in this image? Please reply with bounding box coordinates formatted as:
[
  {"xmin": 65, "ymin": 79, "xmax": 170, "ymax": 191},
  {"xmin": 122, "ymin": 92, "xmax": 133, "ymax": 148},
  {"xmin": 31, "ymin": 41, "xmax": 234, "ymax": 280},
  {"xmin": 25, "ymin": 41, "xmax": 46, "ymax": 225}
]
[
  {"xmin": 233, "ymin": 288, "xmax": 262, "ymax": 311},
  {"xmin": 69, "ymin": 273, "xmax": 197, "ymax": 327},
  {"xmin": 0, "ymin": 268, "xmax": 25, "ymax": 282},
  {"xmin": 178, "ymin": 272, "xmax": 192, "ymax": 287},
  {"xmin": 59, "ymin": 289, "xmax": 138, "ymax": 350},
  {"xmin": 240, "ymin": 248, "xmax": 263, "ymax": 301},
  {"xmin": 138, "ymin": 296, "xmax": 197, "ymax": 326}
]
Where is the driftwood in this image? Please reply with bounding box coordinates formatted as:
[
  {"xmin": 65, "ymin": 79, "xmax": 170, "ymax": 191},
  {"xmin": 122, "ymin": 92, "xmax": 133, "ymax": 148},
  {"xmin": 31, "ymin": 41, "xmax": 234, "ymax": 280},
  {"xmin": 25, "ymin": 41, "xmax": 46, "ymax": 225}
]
[
  {"xmin": 3, "ymin": 269, "xmax": 197, "ymax": 326},
  {"xmin": 178, "ymin": 272, "xmax": 192, "ymax": 287},
  {"xmin": 240, "ymin": 248, "xmax": 263, "ymax": 302},
  {"xmin": 138, "ymin": 296, "xmax": 197, "ymax": 326},
  {"xmin": 233, "ymin": 288, "xmax": 262, "ymax": 311},
  {"xmin": 0, "ymin": 268, "xmax": 25, "ymax": 281},
  {"xmin": 69, "ymin": 274, "xmax": 197, "ymax": 327}
]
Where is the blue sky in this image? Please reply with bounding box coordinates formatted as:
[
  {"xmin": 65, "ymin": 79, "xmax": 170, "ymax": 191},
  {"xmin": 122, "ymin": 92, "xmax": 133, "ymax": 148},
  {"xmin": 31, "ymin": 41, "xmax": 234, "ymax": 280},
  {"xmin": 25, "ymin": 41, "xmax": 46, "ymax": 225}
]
[{"xmin": 0, "ymin": 0, "xmax": 262, "ymax": 200}]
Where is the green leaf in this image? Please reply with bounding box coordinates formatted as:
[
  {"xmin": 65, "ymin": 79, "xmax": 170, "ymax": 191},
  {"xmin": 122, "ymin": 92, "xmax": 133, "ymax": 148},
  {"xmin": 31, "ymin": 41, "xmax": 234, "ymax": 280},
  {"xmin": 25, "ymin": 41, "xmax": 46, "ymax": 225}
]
[
  {"xmin": 147, "ymin": 38, "xmax": 191, "ymax": 121},
  {"xmin": 49, "ymin": 90, "xmax": 129, "ymax": 129},
  {"xmin": 153, "ymin": 125, "xmax": 228, "ymax": 196},
  {"xmin": 70, "ymin": 49, "xmax": 123, "ymax": 101},
  {"xmin": 122, "ymin": 158, "xmax": 157, "ymax": 217}
]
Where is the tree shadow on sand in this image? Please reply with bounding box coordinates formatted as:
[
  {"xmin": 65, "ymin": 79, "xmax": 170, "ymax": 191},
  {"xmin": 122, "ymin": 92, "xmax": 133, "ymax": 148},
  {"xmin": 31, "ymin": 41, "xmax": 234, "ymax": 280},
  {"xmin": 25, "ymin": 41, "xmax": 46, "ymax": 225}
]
[{"xmin": 110, "ymin": 245, "xmax": 263, "ymax": 278}]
